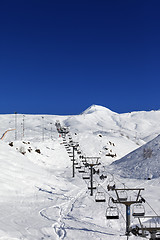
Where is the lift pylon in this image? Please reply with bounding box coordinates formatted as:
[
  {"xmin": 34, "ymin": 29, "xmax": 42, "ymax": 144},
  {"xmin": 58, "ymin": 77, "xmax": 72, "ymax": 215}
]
[
  {"xmin": 69, "ymin": 142, "xmax": 79, "ymax": 178},
  {"xmin": 84, "ymin": 157, "xmax": 101, "ymax": 196},
  {"xmin": 111, "ymin": 187, "xmax": 145, "ymax": 236}
]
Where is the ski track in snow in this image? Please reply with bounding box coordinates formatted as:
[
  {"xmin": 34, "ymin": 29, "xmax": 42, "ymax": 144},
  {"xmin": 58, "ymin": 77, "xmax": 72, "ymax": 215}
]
[{"xmin": 39, "ymin": 188, "xmax": 88, "ymax": 239}]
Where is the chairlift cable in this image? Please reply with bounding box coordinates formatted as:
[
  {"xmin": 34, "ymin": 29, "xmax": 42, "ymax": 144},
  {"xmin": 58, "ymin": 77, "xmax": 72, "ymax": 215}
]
[
  {"xmin": 92, "ymin": 174, "xmax": 126, "ymax": 222},
  {"xmin": 145, "ymin": 199, "xmax": 159, "ymax": 216}
]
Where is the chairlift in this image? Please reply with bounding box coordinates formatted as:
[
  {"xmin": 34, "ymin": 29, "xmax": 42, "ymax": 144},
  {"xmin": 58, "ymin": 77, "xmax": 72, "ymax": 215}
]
[
  {"xmin": 82, "ymin": 173, "xmax": 90, "ymax": 180},
  {"xmin": 75, "ymin": 161, "xmax": 83, "ymax": 169},
  {"xmin": 99, "ymin": 174, "xmax": 107, "ymax": 180},
  {"xmin": 82, "ymin": 171, "xmax": 90, "ymax": 180},
  {"xmin": 67, "ymin": 151, "xmax": 72, "ymax": 154},
  {"xmin": 81, "ymin": 158, "xmax": 86, "ymax": 163},
  {"xmin": 93, "ymin": 168, "xmax": 100, "ymax": 175},
  {"xmin": 118, "ymin": 190, "xmax": 128, "ymax": 201},
  {"xmin": 78, "ymin": 166, "xmax": 86, "ymax": 173},
  {"xmin": 106, "ymin": 206, "xmax": 119, "ymax": 219},
  {"xmin": 107, "ymin": 182, "xmax": 116, "ymax": 191},
  {"xmin": 75, "ymin": 165, "xmax": 81, "ymax": 169},
  {"xmin": 107, "ymin": 174, "xmax": 115, "ymax": 191},
  {"xmin": 132, "ymin": 203, "xmax": 145, "ymax": 217},
  {"xmin": 95, "ymin": 191, "xmax": 106, "ymax": 202}
]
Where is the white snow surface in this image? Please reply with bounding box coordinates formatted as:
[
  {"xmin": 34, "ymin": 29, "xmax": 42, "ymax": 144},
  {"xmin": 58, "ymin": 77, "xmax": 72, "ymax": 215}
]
[
  {"xmin": 110, "ymin": 134, "xmax": 160, "ymax": 179},
  {"xmin": 0, "ymin": 105, "xmax": 159, "ymax": 239}
]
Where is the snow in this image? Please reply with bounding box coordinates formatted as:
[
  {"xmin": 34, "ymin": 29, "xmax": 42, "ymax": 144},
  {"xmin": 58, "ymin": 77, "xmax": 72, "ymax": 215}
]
[
  {"xmin": 0, "ymin": 105, "xmax": 159, "ymax": 239},
  {"xmin": 110, "ymin": 134, "xmax": 160, "ymax": 179}
]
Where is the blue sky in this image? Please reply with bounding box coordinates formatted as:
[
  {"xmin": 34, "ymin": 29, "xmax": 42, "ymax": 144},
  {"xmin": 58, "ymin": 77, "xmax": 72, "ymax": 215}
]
[{"xmin": 0, "ymin": 0, "xmax": 160, "ymax": 115}]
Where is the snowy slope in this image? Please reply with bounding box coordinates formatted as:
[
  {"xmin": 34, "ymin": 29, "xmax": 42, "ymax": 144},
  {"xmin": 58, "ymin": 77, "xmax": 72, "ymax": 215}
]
[
  {"xmin": 110, "ymin": 134, "xmax": 160, "ymax": 179},
  {"xmin": 0, "ymin": 105, "xmax": 159, "ymax": 239}
]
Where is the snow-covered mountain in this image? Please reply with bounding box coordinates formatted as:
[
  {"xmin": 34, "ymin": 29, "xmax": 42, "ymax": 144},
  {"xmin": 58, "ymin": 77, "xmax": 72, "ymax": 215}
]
[{"xmin": 0, "ymin": 105, "xmax": 159, "ymax": 239}]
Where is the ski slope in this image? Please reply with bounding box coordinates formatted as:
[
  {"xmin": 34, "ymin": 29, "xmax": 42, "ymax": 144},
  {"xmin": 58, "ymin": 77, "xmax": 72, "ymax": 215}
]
[{"xmin": 0, "ymin": 105, "xmax": 159, "ymax": 239}]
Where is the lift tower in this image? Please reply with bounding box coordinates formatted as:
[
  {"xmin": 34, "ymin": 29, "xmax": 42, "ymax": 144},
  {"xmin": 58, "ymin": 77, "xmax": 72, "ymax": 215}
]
[
  {"xmin": 112, "ymin": 187, "xmax": 145, "ymax": 236},
  {"xmin": 84, "ymin": 157, "xmax": 101, "ymax": 196},
  {"xmin": 69, "ymin": 142, "xmax": 79, "ymax": 178}
]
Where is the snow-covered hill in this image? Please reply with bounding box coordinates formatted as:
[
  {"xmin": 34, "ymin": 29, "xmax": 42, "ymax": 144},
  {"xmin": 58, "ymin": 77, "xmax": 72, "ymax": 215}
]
[
  {"xmin": 0, "ymin": 105, "xmax": 159, "ymax": 239},
  {"xmin": 110, "ymin": 134, "xmax": 160, "ymax": 179}
]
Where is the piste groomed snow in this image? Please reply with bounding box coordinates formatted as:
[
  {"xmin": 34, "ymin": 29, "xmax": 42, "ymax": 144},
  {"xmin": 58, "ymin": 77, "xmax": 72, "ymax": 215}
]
[{"xmin": 0, "ymin": 105, "xmax": 159, "ymax": 239}]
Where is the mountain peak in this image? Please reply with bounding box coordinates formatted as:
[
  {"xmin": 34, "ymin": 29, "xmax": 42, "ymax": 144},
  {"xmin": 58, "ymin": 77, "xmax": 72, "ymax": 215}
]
[{"xmin": 82, "ymin": 104, "xmax": 116, "ymax": 115}]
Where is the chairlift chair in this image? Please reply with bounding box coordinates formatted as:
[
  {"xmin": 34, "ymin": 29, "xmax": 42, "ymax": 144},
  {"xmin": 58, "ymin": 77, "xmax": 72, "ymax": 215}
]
[
  {"xmin": 76, "ymin": 165, "xmax": 81, "ymax": 169},
  {"xmin": 107, "ymin": 183, "xmax": 116, "ymax": 191},
  {"xmin": 118, "ymin": 190, "xmax": 128, "ymax": 201},
  {"xmin": 106, "ymin": 206, "xmax": 119, "ymax": 219},
  {"xmin": 67, "ymin": 151, "xmax": 72, "ymax": 154},
  {"xmin": 82, "ymin": 172, "xmax": 90, "ymax": 180},
  {"xmin": 78, "ymin": 166, "xmax": 86, "ymax": 173},
  {"xmin": 132, "ymin": 203, "xmax": 145, "ymax": 217},
  {"xmin": 95, "ymin": 191, "xmax": 106, "ymax": 202},
  {"xmin": 81, "ymin": 159, "xmax": 86, "ymax": 163}
]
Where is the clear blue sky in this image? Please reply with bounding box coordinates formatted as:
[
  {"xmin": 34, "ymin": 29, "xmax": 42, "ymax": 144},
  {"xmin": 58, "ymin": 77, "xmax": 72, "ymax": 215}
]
[{"xmin": 0, "ymin": 0, "xmax": 160, "ymax": 115}]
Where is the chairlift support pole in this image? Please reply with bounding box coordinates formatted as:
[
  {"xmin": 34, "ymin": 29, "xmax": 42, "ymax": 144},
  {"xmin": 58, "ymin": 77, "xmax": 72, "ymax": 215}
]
[
  {"xmin": 69, "ymin": 142, "xmax": 79, "ymax": 178},
  {"xmin": 90, "ymin": 165, "xmax": 93, "ymax": 196},
  {"xmin": 112, "ymin": 188, "xmax": 144, "ymax": 236},
  {"xmin": 126, "ymin": 205, "xmax": 131, "ymax": 236},
  {"xmin": 84, "ymin": 157, "xmax": 101, "ymax": 196}
]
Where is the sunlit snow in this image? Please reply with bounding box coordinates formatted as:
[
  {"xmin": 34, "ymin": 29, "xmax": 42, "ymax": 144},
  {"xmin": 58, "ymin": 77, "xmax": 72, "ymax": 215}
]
[{"xmin": 0, "ymin": 105, "xmax": 159, "ymax": 239}]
